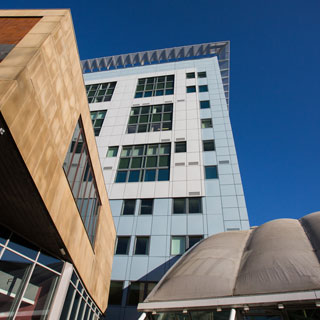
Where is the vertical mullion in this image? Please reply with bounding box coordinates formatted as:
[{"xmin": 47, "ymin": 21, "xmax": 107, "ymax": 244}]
[
  {"xmin": 71, "ymin": 132, "xmax": 86, "ymax": 191},
  {"xmin": 66, "ymin": 128, "xmax": 81, "ymax": 177}
]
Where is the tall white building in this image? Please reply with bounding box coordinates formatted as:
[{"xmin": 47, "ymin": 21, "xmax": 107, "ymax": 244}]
[{"xmin": 82, "ymin": 41, "xmax": 249, "ymax": 320}]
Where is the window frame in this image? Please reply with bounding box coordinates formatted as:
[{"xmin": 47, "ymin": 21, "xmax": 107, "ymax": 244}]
[
  {"xmin": 199, "ymin": 85, "xmax": 208, "ymax": 92},
  {"xmin": 203, "ymin": 140, "xmax": 215, "ymax": 151},
  {"xmin": 86, "ymin": 82, "xmax": 116, "ymax": 103},
  {"xmin": 186, "ymin": 72, "xmax": 195, "ymax": 79},
  {"xmin": 197, "ymin": 71, "xmax": 207, "ymax": 78},
  {"xmin": 134, "ymin": 236, "xmax": 150, "ymax": 255},
  {"xmin": 107, "ymin": 146, "xmax": 119, "ymax": 157},
  {"xmin": 175, "ymin": 141, "xmax": 187, "ymax": 153},
  {"xmin": 122, "ymin": 199, "xmax": 136, "ymax": 215},
  {"xmin": 205, "ymin": 166, "xmax": 219, "ymax": 179},
  {"xmin": 173, "ymin": 198, "xmax": 202, "ymax": 214},
  {"xmin": 170, "ymin": 235, "xmax": 203, "ymax": 255},
  {"xmin": 134, "ymin": 75, "xmax": 174, "ymax": 98},
  {"xmin": 186, "ymin": 85, "xmax": 196, "ymax": 93},
  {"xmin": 201, "ymin": 118, "xmax": 213, "ymax": 128},
  {"xmin": 108, "ymin": 281, "xmax": 124, "ymax": 306},
  {"xmin": 115, "ymin": 236, "xmax": 131, "ymax": 255},
  {"xmin": 126, "ymin": 281, "xmax": 157, "ymax": 306},
  {"xmin": 200, "ymin": 100, "xmax": 210, "ymax": 109},
  {"xmin": 139, "ymin": 199, "xmax": 154, "ymax": 215},
  {"xmin": 90, "ymin": 110, "xmax": 107, "ymax": 136}
]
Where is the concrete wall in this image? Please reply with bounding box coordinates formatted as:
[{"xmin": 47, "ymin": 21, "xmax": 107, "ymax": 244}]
[{"xmin": 0, "ymin": 10, "xmax": 116, "ymax": 311}]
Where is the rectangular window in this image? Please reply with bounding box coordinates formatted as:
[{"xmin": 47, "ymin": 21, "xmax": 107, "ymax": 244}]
[
  {"xmin": 205, "ymin": 166, "xmax": 218, "ymax": 179},
  {"xmin": 127, "ymin": 103, "xmax": 173, "ymax": 134},
  {"xmin": 115, "ymin": 143, "xmax": 171, "ymax": 183},
  {"xmin": 201, "ymin": 118, "xmax": 213, "ymax": 128},
  {"xmin": 115, "ymin": 237, "xmax": 130, "ymax": 254},
  {"xmin": 122, "ymin": 200, "xmax": 136, "ymax": 215},
  {"xmin": 134, "ymin": 237, "xmax": 150, "ymax": 255},
  {"xmin": 200, "ymin": 100, "xmax": 210, "ymax": 109},
  {"xmin": 197, "ymin": 71, "xmax": 207, "ymax": 78},
  {"xmin": 90, "ymin": 110, "xmax": 107, "ymax": 136},
  {"xmin": 140, "ymin": 199, "xmax": 154, "ymax": 215},
  {"xmin": 63, "ymin": 120, "xmax": 101, "ymax": 245},
  {"xmin": 135, "ymin": 75, "xmax": 174, "ymax": 98},
  {"xmin": 199, "ymin": 85, "xmax": 208, "ymax": 92},
  {"xmin": 173, "ymin": 198, "xmax": 202, "ymax": 214},
  {"xmin": 127, "ymin": 282, "xmax": 157, "ymax": 306},
  {"xmin": 107, "ymin": 146, "xmax": 119, "ymax": 157},
  {"xmin": 186, "ymin": 72, "xmax": 195, "ymax": 79},
  {"xmin": 108, "ymin": 281, "xmax": 123, "ymax": 305},
  {"xmin": 175, "ymin": 141, "xmax": 186, "ymax": 153},
  {"xmin": 171, "ymin": 236, "xmax": 203, "ymax": 255},
  {"xmin": 86, "ymin": 82, "xmax": 116, "ymax": 103},
  {"xmin": 203, "ymin": 140, "xmax": 215, "ymax": 151},
  {"xmin": 186, "ymin": 86, "xmax": 196, "ymax": 93}
]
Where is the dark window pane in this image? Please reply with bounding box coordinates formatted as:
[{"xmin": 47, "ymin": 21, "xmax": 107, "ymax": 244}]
[
  {"xmin": 159, "ymin": 144, "xmax": 170, "ymax": 154},
  {"xmin": 157, "ymin": 76, "xmax": 165, "ymax": 82},
  {"xmin": 199, "ymin": 85, "xmax": 208, "ymax": 92},
  {"xmin": 131, "ymin": 157, "xmax": 143, "ymax": 168},
  {"xmin": 127, "ymin": 282, "xmax": 144, "ymax": 306},
  {"xmin": 108, "ymin": 281, "xmax": 123, "ymax": 305},
  {"xmin": 128, "ymin": 170, "xmax": 141, "ymax": 182},
  {"xmin": 8, "ymin": 234, "xmax": 38, "ymax": 259},
  {"xmin": 166, "ymin": 75, "xmax": 174, "ymax": 81},
  {"xmin": 135, "ymin": 237, "xmax": 149, "ymax": 255},
  {"xmin": 119, "ymin": 158, "xmax": 130, "ymax": 169},
  {"xmin": 127, "ymin": 125, "xmax": 137, "ymax": 134},
  {"xmin": 129, "ymin": 116, "xmax": 138, "ymax": 124},
  {"xmin": 139, "ymin": 115, "xmax": 149, "ymax": 123},
  {"xmin": 146, "ymin": 156, "xmax": 157, "ymax": 167},
  {"xmin": 188, "ymin": 236, "xmax": 203, "ymax": 249},
  {"xmin": 144, "ymin": 91, "xmax": 152, "ymax": 97},
  {"xmin": 200, "ymin": 100, "xmax": 210, "ymax": 109},
  {"xmin": 144, "ymin": 170, "xmax": 156, "ymax": 181},
  {"xmin": 162, "ymin": 122, "xmax": 172, "ymax": 131},
  {"xmin": 156, "ymin": 90, "xmax": 164, "ymax": 96},
  {"xmin": 147, "ymin": 78, "xmax": 155, "ymax": 84},
  {"xmin": 0, "ymin": 226, "xmax": 11, "ymax": 245},
  {"xmin": 186, "ymin": 86, "xmax": 196, "ymax": 93},
  {"xmin": 205, "ymin": 166, "xmax": 218, "ymax": 179},
  {"xmin": 138, "ymin": 124, "xmax": 148, "ymax": 132},
  {"xmin": 140, "ymin": 199, "xmax": 153, "ymax": 215},
  {"xmin": 159, "ymin": 155, "xmax": 170, "ymax": 167},
  {"xmin": 175, "ymin": 142, "xmax": 186, "ymax": 153},
  {"xmin": 116, "ymin": 237, "xmax": 130, "ymax": 254},
  {"xmin": 131, "ymin": 108, "xmax": 140, "ymax": 115},
  {"xmin": 123, "ymin": 200, "xmax": 136, "ymax": 215},
  {"xmin": 174, "ymin": 198, "xmax": 186, "ymax": 214},
  {"xmin": 165, "ymin": 89, "xmax": 174, "ymax": 95},
  {"xmin": 150, "ymin": 123, "xmax": 161, "ymax": 132},
  {"xmin": 135, "ymin": 92, "xmax": 143, "ymax": 98},
  {"xmin": 198, "ymin": 71, "xmax": 207, "ymax": 78},
  {"xmin": 189, "ymin": 198, "xmax": 202, "ymax": 213},
  {"xmin": 158, "ymin": 169, "xmax": 170, "ymax": 181},
  {"xmin": 59, "ymin": 284, "xmax": 75, "ymax": 319},
  {"xmin": 186, "ymin": 72, "xmax": 195, "ymax": 79},
  {"xmin": 38, "ymin": 252, "xmax": 64, "ymax": 273},
  {"xmin": 116, "ymin": 171, "xmax": 127, "ymax": 183},
  {"xmin": 141, "ymin": 106, "xmax": 150, "ymax": 114},
  {"xmin": 152, "ymin": 114, "xmax": 161, "ymax": 122},
  {"xmin": 164, "ymin": 104, "xmax": 173, "ymax": 112},
  {"xmin": 163, "ymin": 113, "xmax": 172, "ymax": 121},
  {"xmin": 203, "ymin": 140, "xmax": 215, "ymax": 151}
]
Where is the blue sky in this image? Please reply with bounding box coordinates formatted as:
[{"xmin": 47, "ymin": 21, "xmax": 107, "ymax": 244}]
[{"xmin": 4, "ymin": 0, "xmax": 320, "ymax": 226}]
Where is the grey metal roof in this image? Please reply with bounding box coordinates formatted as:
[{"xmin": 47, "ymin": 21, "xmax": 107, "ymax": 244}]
[
  {"xmin": 138, "ymin": 211, "xmax": 320, "ymax": 312},
  {"xmin": 81, "ymin": 41, "xmax": 230, "ymax": 107}
]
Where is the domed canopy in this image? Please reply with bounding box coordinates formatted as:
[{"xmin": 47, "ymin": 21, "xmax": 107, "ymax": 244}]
[{"xmin": 139, "ymin": 211, "xmax": 320, "ymax": 312}]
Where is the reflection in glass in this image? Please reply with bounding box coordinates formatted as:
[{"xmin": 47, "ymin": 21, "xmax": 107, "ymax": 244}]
[
  {"xmin": 0, "ymin": 250, "xmax": 33, "ymax": 319},
  {"xmin": 16, "ymin": 265, "xmax": 59, "ymax": 319}
]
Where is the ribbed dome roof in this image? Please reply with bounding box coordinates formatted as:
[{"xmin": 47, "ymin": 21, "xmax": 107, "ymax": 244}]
[{"xmin": 144, "ymin": 211, "xmax": 320, "ymax": 304}]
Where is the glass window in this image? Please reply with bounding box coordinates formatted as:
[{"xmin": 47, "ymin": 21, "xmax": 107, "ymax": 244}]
[
  {"xmin": 127, "ymin": 103, "xmax": 173, "ymax": 134},
  {"xmin": 107, "ymin": 146, "xmax": 119, "ymax": 157},
  {"xmin": 135, "ymin": 76, "xmax": 174, "ymax": 98},
  {"xmin": 200, "ymin": 100, "xmax": 210, "ymax": 109},
  {"xmin": 59, "ymin": 284, "xmax": 75, "ymax": 319},
  {"xmin": 108, "ymin": 281, "xmax": 123, "ymax": 305},
  {"xmin": 17, "ymin": 265, "xmax": 59, "ymax": 319},
  {"xmin": 189, "ymin": 198, "xmax": 202, "ymax": 213},
  {"xmin": 171, "ymin": 237, "xmax": 186, "ymax": 255},
  {"xmin": 134, "ymin": 237, "xmax": 149, "ymax": 255},
  {"xmin": 199, "ymin": 85, "xmax": 208, "ymax": 92},
  {"xmin": 140, "ymin": 199, "xmax": 154, "ymax": 215},
  {"xmin": 201, "ymin": 119, "xmax": 213, "ymax": 128},
  {"xmin": 86, "ymin": 82, "xmax": 116, "ymax": 103},
  {"xmin": 197, "ymin": 71, "xmax": 207, "ymax": 78},
  {"xmin": 205, "ymin": 166, "xmax": 218, "ymax": 179},
  {"xmin": 122, "ymin": 200, "xmax": 136, "ymax": 215},
  {"xmin": 173, "ymin": 198, "xmax": 186, "ymax": 214},
  {"xmin": 203, "ymin": 140, "xmax": 215, "ymax": 151},
  {"xmin": 127, "ymin": 282, "xmax": 157, "ymax": 306},
  {"xmin": 186, "ymin": 72, "xmax": 195, "ymax": 79},
  {"xmin": 175, "ymin": 141, "xmax": 186, "ymax": 153},
  {"xmin": 116, "ymin": 143, "xmax": 171, "ymax": 183},
  {"xmin": 186, "ymin": 86, "xmax": 196, "ymax": 93},
  {"xmin": 90, "ymin": 110, "xmax": 107, "ymax": 136},
  {"xmin": 115, "ymin": 237, "xmax": 130, "ymax": 254},
  {"xmin": 63, "ymin": 120, "xmax": 100, "ymax": 245},
  {"xmin": 188, "ymin": 236, "xmax": 203, "ymax": 249}
]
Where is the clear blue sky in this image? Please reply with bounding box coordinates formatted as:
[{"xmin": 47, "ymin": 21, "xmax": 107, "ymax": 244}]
[{"xmin": 3, "ymin": 0, "xmax": 320, "ymax": 226}]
